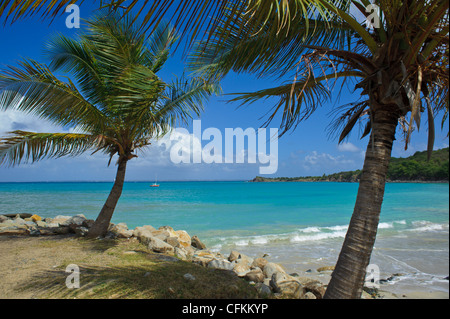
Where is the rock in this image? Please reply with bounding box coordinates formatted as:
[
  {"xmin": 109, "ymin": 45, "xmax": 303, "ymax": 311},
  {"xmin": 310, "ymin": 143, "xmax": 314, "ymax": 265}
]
[
  {"xmin": 317, "ymin": 266, "xmax": 335, "ymax": 272},
  {"xmin": 251, "ymin": 257, "xmax": 268, "ymax": 269},
  {"xmin": 229, "ymin": 250, "xmax": 241, "ymax": 262},
  {"xmin": 191, "ymin": 235, "xmax": 206, "ymax": 249},
  {"xmin": 151, "ymin": 229, "xmax": 174, "ymax": 241},
  {"xmin": 27, "ymin": 226, "xmax": 40, "ymax": 236},
  {"xmin": 50, "ymin": 215, "xmax": 72, "ymax": 226},
  {"xmin": 166, "ymin": 236, "xmax": 181, "ymax": 248},
  {"xmin": 31, "ymin": 214, "xmax": 42, "ymax": 222},
  {"xmin": 244, "ymin": 268, "xmax": 265, "ymax": 283},
  {"xmin": 192, "ymin": 251, "xmax": 216, "ymax": 266},
  {"xmin": 295, "ymin": 277, "xmax": 326, "ymax": 299},
  {"xmin": 146, "ymin": 236, "xmax": 174, "ymax": 254},
  {"xmin": 263, "ymin": 262, "xmax": 286, "ymax": 279},
  {"xmin": 270, "ymin": 272, "xmax": 305, "ymax": 299},
  {"xmin": 3, "ymin": 213, "xmax": 32, "ymax": 219},
  {"xmin": 0, "ymin": 215, "xmax": 9, "ymax": 223},
  {"xmin": 174, "ymin": 230, "xmax": 191, "ymax": 248},
  {"xmin": 36, "ymin": 220, "xmax": 47, "ymax": 228},
  {"xmin": 74, "ymin": 226, "xmax": 89, "ymax": 237},
  {"xmin": 233, "ymin": 261, "xmax": 251, "ymax": 276},
  {"xmin": 63, "ymin": 214, "xmax": 87, "ymax": 226},
  {"xmin": 254, "ymin": 283, "xmax": 272, "ymax": 297},
  {"xmin": 82, "ymin": 219, "xmax": 95, "ymax": 228},
  {"xmin": 304, "ymin": 292, "xmax": 317, "ymax": 299},
  {"xmin": 207, "ymin": 259, "xmax": 234, "ymax": 271},
  {"xmin": 110, "ymin": 223, "xmax": 133, "ymax": 238},
  {"xmin": 183, "ymin": 273, "xmax": 196, "ymax": 281},
  {"xmin": 174, "ymin": 247, "xmax": 189, "ymax": 260},
  {"xmin": 133, "ymin": 226, "xmax": 155, "ymax": 239}
]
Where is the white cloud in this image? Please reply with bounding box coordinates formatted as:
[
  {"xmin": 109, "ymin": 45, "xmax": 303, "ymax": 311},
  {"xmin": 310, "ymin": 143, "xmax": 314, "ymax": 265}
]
[
  {"xmin": 0, "ymin": 110, "xmax": 67, "ymax": 135},
  {"xmin": 337, "ymin": 142, "xmax": 361, "ymax": 153}
]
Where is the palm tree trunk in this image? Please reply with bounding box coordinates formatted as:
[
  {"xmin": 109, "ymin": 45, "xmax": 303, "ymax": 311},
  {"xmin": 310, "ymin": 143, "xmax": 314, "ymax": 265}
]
[
  {"xmin": 323, "ymin": 108, "xmax": 399, "ymax": 299},
  {"xmin": 87, "ymin": 157, "xmax": 128, "ymax": 238}
]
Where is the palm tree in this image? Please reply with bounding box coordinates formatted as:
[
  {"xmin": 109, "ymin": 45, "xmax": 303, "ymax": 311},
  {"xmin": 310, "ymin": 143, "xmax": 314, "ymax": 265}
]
[
  {"xmin": 187, "ymin": 0, "xmax": 448, "ymax": 298},
  {"xmin": 0, "ymin": 12, "xmax": 220, "ymax": 238},
  {"xmin": 1, "ymin": 0, "xmax": 449, "ymax": 298}
]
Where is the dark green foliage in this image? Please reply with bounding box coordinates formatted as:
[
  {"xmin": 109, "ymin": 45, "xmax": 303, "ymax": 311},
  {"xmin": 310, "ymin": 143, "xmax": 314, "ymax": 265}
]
[{"xmin": 251, "ymin": 148, "xmax": 449, "ymax": 182}]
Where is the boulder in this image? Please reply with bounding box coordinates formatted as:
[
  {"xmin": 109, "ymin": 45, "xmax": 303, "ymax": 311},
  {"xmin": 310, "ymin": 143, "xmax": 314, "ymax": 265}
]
[
  {"xmin": 166, "ymin": 236, "xmax": 181, "ymax": 248},
  {"xmin": 63, "ymin": 214, "xmax": 87, "ymax": 226},
  {"xmin": 3, "ymin": 213, "xmax": 32, "ymax": 219},
  {"xmin": 207, "ymin": 259, "xmax": 234, "ymax": 271},
  {"xmin": 270, "ymin": 272, "xmax": 305, "ymax": 299},
  {"xmin": 31, "ymin": 214, "xmax": 42, "ymax": 222},
  {"xmin": 50, "ymin": 215, "xmax": 72, "ymax": 226},
  {"xmin": 174, "ymin": 230, "xmax": 191, "ymax": 248},
  {"xmin": 191, "ymin": 235, "xmax": 206, "ymax": 249},
  {"xmin": 251, "ymin": 257, "xmax": 268, "ymax": 269},
  {"xmin": 233, "ymin": 261, "xmax": 251, "ymax": 277},
  {"xmin": 295, "ymin": 277, "xmax": 326, "ymax": 299},
  {"xmin": 145, "ymin": 235, "xmax": 174, "ymax": 254},
  {"xmin": 174, "ymin": 247, "xmax": 189, "ymax": 260},
  {"xmin": 263, "ymin": 262, "xmax": 286, "ymax": 279},
  {"xmin": 133, "ymin": 226, "xmax": 155, "ymax": 238},
  {"xmin": 229, "ymin": 250, "xmax": 241, "ymax": 262},
  {"xmin": 110, "ymin": 223, "xmax": 133, "ymax": 238},
  {"xmin": 244, "ymin": 268, "xmax": 265, "ymax": 283},
  {"xmin": 254, "ymin": 283, "xmax": 272, "ymax": 297},
  {"xmin": 0, "ymin": 215, "xmax": 9, "ymax": 223},
  {"xmin": 317, "ymin": 266, "xmax": 335, "ymax": 272}
]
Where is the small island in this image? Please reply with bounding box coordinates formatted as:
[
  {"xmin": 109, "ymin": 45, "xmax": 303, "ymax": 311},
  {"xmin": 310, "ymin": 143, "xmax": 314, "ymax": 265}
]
[{"xmin": 251, "ymin": 148, "xmax": 449, "ymax": 183}]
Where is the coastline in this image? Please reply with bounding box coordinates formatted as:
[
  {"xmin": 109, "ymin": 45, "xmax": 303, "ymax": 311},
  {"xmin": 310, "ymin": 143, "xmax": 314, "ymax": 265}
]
[{"xmin": 1, "ymin": 213, "xmax": 448, "ymax": 299}]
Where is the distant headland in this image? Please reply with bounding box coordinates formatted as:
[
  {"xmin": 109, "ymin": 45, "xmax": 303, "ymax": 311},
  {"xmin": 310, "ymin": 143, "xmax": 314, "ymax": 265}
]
[{"xmin": 251, "ymin": 148, "xmax": 449, "ymax": 183}]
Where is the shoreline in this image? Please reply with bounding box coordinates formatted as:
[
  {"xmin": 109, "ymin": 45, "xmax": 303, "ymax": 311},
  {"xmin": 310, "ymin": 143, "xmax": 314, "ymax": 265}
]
[{"xmin": 1, "ymin": 213, "xmax": 448, "ymax": 299}]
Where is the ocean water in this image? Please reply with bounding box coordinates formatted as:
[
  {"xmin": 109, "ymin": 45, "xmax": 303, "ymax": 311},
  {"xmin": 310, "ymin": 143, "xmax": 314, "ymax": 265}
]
[{"xmin": 0, "ymin": 181, "xmax": 448, "ymax": 295}]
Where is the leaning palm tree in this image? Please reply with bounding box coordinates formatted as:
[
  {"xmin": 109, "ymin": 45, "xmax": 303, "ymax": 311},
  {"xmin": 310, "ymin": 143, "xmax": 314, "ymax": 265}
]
[
  {"xmin": 0, "ymin": 12, "xmax": 220, "ymax": 238},
  {"xmin": 187, "ymin": 0, "xmax": 448, "ymax": 298}
]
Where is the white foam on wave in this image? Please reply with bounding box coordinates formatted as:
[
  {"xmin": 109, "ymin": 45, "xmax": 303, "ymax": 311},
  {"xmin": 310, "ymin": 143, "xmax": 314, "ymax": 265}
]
[{"xmin": 408, "ymin": 220, "xmax": 449, "ymax": 232}]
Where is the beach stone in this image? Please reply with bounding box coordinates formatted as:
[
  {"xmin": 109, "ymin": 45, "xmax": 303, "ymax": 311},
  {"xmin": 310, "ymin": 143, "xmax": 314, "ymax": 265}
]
[
  {"xmin": 304, "ymin": 292, "xmax": 317, "ymax": 299},
  {"xmin": 110, "ymin": 223, "xmax": 133, "ymax": 238},
  {"xmin": 31, "ymin": 214, "xmax": 42, "ymax": 222},
  {"xmin": 254, "ymin": 283, "xmax": 272, "ymax": 297},
  {"xmin": 270, "ymin": 272, "xmax": 305, "ymax": 298},
  {"xmin": 3, "ymin": 213, "xmax": 32, "ymax": 219},
  {"xmin": 174, "ymin": 247, "xmax": 189, "ymax": 260},
  {"xmin": 174, "ymin": 230, "xmax": 191, "ymax": 248},
  {"xmin": 133, "ymin": 226, "xmax": 155, "ymax": 238},
  {"xmin": 244, "ymin": 268, "xmax": 265, "ymax": 283},
  {"xmin": 229, "ymin": 250, "xmax": 241, "ymax": 262},
  {"xmin": 151, "ymin": 229, "xmax": 175, "ymax": 241},
  {"xmin": 208, "ymin": 259, "xmax": 234, "ymax": 271},
  {"xmin": 295, "ymin": 277, "xmax": 326, "ymax": 299},
  {"xmin": 263, "ymin": 262, "xmax": 286, "ymax": 279},
  {"xmin": 183, "ymin": 273, "xmax": 196, "ymax": 281},
  {"xmin": 51, "ymin": 215, "xmax": 72, "ymax": 226},
  {"xmin": 233, "ymin": 261, "xmax": 251, "ymax": 276},
  {"xmin": 166, "ymin": 236, "xmax": 181, "ymax": 248},
  {"xmin": 317, "ymin": 266, "xmax": 335, "ymax": 272},
  {"xmin": 146, "ymin": 235, "xmax": 174, "ymax": 254},
  {"xmin": 191, "ymin": 235, "xmax": 206, "ymax": 249},
  {"xmin": 252, "ymin": 257, "xmax": 268, "ymax": 269}
]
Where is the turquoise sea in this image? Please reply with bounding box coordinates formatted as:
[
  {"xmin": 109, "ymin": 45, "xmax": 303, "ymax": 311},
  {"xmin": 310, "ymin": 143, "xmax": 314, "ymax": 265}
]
[{"xmin": 1, "ymin": 181, "xmax": 448, "ymax": 295}]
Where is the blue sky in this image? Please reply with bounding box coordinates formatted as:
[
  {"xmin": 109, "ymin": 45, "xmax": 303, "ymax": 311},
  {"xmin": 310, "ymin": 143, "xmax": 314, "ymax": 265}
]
[{"xmin": 0, "ymin": 3, "xmax": 448, "ymax": 182}]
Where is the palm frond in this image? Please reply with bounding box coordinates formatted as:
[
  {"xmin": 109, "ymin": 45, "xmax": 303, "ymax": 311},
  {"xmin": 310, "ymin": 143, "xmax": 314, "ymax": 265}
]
[
  {"xmin": 0, "ymin": 58, "xmax": 109, "ymax": 133},
  {"xmin": 0, "ymin": 130, "xmax": 98, "ymax": 166}
]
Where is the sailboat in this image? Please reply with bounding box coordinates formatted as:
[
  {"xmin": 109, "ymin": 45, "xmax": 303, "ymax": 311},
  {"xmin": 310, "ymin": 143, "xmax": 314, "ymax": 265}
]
[{"xmin": 150, "ymin": 175, "xmax": 159, "ymax": 187}]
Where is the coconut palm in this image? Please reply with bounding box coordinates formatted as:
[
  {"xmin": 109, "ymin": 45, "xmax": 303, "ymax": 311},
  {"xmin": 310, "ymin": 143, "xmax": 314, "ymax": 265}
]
[
  {"xmin": 1, "ymin": 0, "xmax": 449, "ymax": 298},
  {"xmin": 0, "ymin": 12, "xmax": 220, "ymax": 238},
  {"xmin": 187, "ymin": 0, "xmax": 448, "ymax": 298}
]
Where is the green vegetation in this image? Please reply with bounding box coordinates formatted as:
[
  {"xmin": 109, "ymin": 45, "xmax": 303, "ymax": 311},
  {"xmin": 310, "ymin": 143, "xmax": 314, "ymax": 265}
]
[{"xmin": 252, "ymin": 148, "xmax": 449, "ymax": 183}]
